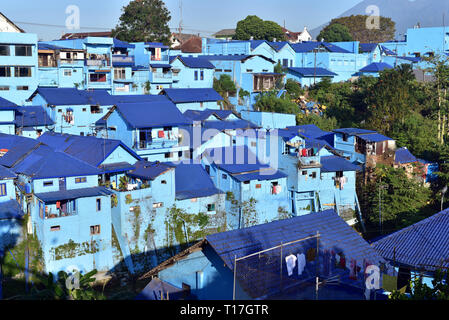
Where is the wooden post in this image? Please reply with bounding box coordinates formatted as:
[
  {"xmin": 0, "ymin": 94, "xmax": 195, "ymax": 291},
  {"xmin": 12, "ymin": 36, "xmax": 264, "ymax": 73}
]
[{"xmin": 233, "ymin": 255, "xmax": 237, "ymax": 300}]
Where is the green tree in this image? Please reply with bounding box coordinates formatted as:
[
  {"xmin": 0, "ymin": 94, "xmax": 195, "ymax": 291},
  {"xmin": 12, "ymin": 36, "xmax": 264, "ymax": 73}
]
[
  {"xmin": 112, "ymin": 0, "xmax": 172, "ymax": 44},
  {"xmin": 323, "ymin": 15, "xmax": 396, "ymax": 43},
  {"xmin": 234, "ymin": 15, "xmax": 285, "ymax": 41},
  {"xmin": 390, "ymin": 270, "xmax": 449, "ymax": 300},
  {"xmin": 254, "ymin": 91, "xmax": 299, "ymax": 114},
  {"xmin": 285, "ymin": 79, "xmax": 304, "ymax": 100},
  {"xmin": 213, "ymin": 74, "xmax": 237, "ymax": 108},
  {"xmin": 317, "ymin": 23, "xmax": 353, "ymax": 42}
]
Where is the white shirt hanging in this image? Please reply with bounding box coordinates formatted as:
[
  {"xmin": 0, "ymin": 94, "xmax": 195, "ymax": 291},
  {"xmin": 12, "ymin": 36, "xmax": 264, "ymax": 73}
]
[
  {"xmin": 297, "ymin": 253, "xmax": 306, "ymax": 276},
  {"xmin": 285, "ymin": 254, "xmax": 297, "ymax": 276}
]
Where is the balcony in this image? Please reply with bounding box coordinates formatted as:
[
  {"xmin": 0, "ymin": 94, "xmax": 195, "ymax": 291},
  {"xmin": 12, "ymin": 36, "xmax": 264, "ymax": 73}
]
[
  {"xmin": 297, "ymin": 156, "xmax": 321, "ymax": 169},
  {"xmin": 86, "ymin": 59, "xmax": 110, "ymax": 67},
  {"xmin": 112, "ymin": 55, "xmax": 135, "ymax": 65},
  {"xmin": 151, "ymin": 54, "xmax": 169, "ymax": 62},
  {"xmin": 59, "ymin": 59, "xmax": 85, "ymax": 67}
]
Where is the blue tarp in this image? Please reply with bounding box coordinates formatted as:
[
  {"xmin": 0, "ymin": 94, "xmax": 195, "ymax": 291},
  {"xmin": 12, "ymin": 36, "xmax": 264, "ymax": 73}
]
[
  {"xmin": 373, "ymin": 208, "xmax": 449, "ymax": 272},
  {"xmin": 395, "ymin": 147, "xmax": 418, "ymax": 164},
  {"xmin": 163, "ymin": 88, "xmax": 224, "ymax": 103},
  {"xmin": 173, "ymin": 163, "xmax": 222, "ymax": 200},
  {"xmin": 0, "ymin": 200, "xmax": 24, "ymax": 220},
  {"xmin": 320, "ymin": 156, "xmax": 361, "ymax": 173},
  {"xmin": 115, "ymin": 101, "xmax": 192, "ymax": 129},
  {"xmin": 35, "ymin": 186, "xmax": 113, "ymax": 202}
]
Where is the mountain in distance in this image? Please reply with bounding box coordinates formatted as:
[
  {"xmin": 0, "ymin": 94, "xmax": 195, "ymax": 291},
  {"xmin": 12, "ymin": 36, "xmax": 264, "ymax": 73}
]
[{"xmin": 311, "ymin": 0, "xmax": 449, "ymax": 40}]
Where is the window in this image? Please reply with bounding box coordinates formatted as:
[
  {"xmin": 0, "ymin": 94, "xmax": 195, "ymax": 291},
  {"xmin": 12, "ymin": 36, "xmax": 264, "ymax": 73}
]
[
  {"xmin": 246, "ymin": 69, "xmax": 253, "ymax": 72},
  {"xmin": 282, "ymin": 59, "xmax": 289, "ymax": 67},
  {"xmin": 90, "ymin": 105, "xmax": 102, "ymax": 114},
  {"xmin": 153, "ymin": 202, "xmax": 163, "ymax": 208},
  {"xmin": 205, "ymin": 165, "xmax": 210, "ymax": 174},
  {"xmin": 251, "ymin": 142, "xmax": 257, "ymax": 147},
  {"xmin": 310, "ymin": 172, "xmax": 317, "ymax": 179},
  {"xmin": 207, "ymin": 204, "xmax": 216, "ymax": 212},
  {"xmin": 200, "ymin": 70, "xmax": 204, "ymax": 80},
  {"xmin": 336, "ymin": 171, "xmax": 344, "ymax": 178},
  {"xmin": 50, "ymin": 226, "xmax": 61, "ymax": 232},
  {"xmin": 15, "ymin": 45, "xmax": 32, "ymax": 56},
  {"xmin": 0, "ymin": 67, "xmax": 11, "ymax": 77},
  {"xmin": 0, "ymin": 183, "xmax": 6, "ymax": 196},
  {"xmin": 0, "ymin": 86, "xmax": 9, "ymax": 91},
  {"xmin": 161, "ymin": 180, "xmax": 167, "ymax": 185},
  {"xmin": 302, "ymin": 171, "xmax": 307, "ymax": 176},
  {"xmin": 114, "ymin": 68, "xmax": 126, "ymax": 80},
  {"xmin": 75, "ymin": 177, "xmax": 87, "ymax": 184},
  {"xmin": 256, "ymin": 184, "xmax": 262, "ymax": 189},
  {"xmin": 17, "ymin": 86, "xmax": 29, "ymax": 91},
  {"xmin": 14, "ymin": 67, "xmax": 32, "ymax": 77},
  {"xmin": 194, "ymin": 70, "xmax": 198, "ymax": 81},
  {"xmin": 89, "ymin": 73, "xmax": 106, "ymax": 82},
  {"xmin": 96, "ymin": 198, "xmax": 101, "ymax": 211},
  {"xmin": 82, "ymin": 108, "xmax": 87, "ymax": 112},
  {"xmin": 43, "ymin": 181, "xmax": 53, "ymax": 187},
  {"xmin": 90, "ymin": 225, "xmax": 101, "ymax": 235},
  {"xmin": 0, "ymin": 45, "xmax": 10, "ymax": 56},
  {"xmin": 165, "ymin": 152, "xmax": 172, "ymax": 159},
  {"xmin": 224, "ymin": 69, "xmax": 232, "ymax": 72},
  {"xmin": 63, "ymin": 69, "xmax": 72, "ymax": 77},
  {"xmin": 215, "ymin": 69, "xmax": 222, "ymax": 72},
  {"xmin": 342, "ymin": 134, "xmax": 348, "ymax": 142},
  {"xmin": 222, "ymin": 174, "xmax": 228, "ymax": 180}
]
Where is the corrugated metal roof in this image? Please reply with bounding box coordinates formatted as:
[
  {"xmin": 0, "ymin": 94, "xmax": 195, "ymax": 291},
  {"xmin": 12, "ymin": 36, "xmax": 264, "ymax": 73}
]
[
  {"xmin": 372, "ymin": 209, "xmax": 449, "ymax": 272},
  {"xmin": 35, "ymin": 186, "xmax": 113, "ymax": 202},
  {"xmin": 163, "ymin": 88, "xmax": 224, "ymax": 103},
  {"xmin": 333, "ymin": 128, "xmax": 376, "ymax": 136},
  {"xmin": 33, "ymin": 88, "xmax": 90, "ymax": 106},
  {"xmin": 172, "ymin": 56, "xmax": 215, "ymax": 69},
  {"xmin": 37, "ymin": 132, "xmax": 141, "ymax": 167},
  {"xmin": 0, "ymin": 200, "xmax": 24, "ymax": 220},
  {"xmin": 0, "ymin": 165, "xmax": 16, "ymax": 179},
  {"xmin": 290, "ymin": 41, "xmax": 351, "ymax": 53},
  {"xmin": 173, "ymin": 163, "xmax": 222, "ymax": 200},
  {"xmin": 320, "ymin": 156, "xmax": 361, "ymax": 173},
  {"xmin": 287, "ymin": 67, "xmax": 337, "ymax": 77},
  {"xmin": 357, "ymin": 133, "xmax": 393, "ymax": 143},
  {"xmin": 0, "ymin": 134, "xmax": 41, "ymax": 168},
  {"xmin": 15, "ymin": 106, "xmax": 54, "ymax": 127},
  {"xmin": 78, "ymin": 90, "xmax": 116, "ymax": 106},
  {"xmin": 150, "ymin": 63, "xmax": 172, "ymax": 69},
  {"xmin": 394, "ymin": 147, "xmax": 418, "ymax": 164},
  {"xmin": 115, "ymin": 101, "xmax": 192, "ymax": 129},
  {"xmin": 203, "ymin": 119, "xmax": 259, "ymax": 131},
  {"xmin": 127, "ymin": 161, "xmax": 173, "ymax": 181},
  {"xmin": 206, "ymin": 210, "xmax": 386, "ymax": 271},
  {"xmin": 359, "ymin": 43, "xmax": 379, "ymax": 53},
  {"xmin": 111, "ymin": 94, "xmax": 169, "ymax": 104},
  {"xmin": 359, "ymin": 62, "xmax": 393, "ymax": 73},
  {"xmin": 0, "ymin": 97, "xmax": 17, "ymax": 109}
]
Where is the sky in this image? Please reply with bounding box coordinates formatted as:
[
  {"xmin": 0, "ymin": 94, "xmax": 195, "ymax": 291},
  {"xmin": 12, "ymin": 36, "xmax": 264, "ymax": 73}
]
[{"xmin": 1, "ymin": 0, "xmax": 363, "ymax": 40}]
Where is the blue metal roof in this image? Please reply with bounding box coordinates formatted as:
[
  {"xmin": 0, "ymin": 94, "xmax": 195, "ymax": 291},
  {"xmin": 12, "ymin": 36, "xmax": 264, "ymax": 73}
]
[
  {"xmin": 394, "ymin": 147, "xmax": 418, "ymax": 164},
  {"xmin": 396, "ymin": 56, "xmax": 421, "ymax": 63},
  {"xmin": 357, "ymin": 133, "xmax": 393, "ymax": 143},
  {"xmin": 11, "ymin": 144, "xmax": 101, "ymax": 179},
  {"xmin": 206, "ymin": 209, "xmax": 386, "ymax": 271},
  {"xmin": 113, "ymin": 38, "xmax": 135, "ymax": 49},
  {"xmin": 320, "ymin": 156, "xmax": 361, "ymax": 173},
  {"xmin": 206, "ymin": 145, "xmax": 286, "ymax": 182},
  {"xmin": 135, "ymin": 278, "xmax": 185, "ymax": 300},
  {"xmin": 35, "ymin": 186, "xmax": 113, "ymax": 202},
  {"xmin": 145, "ymin": 42, "xmax": 169, "ymax": 49},
  {"xmin": 0, "ymin": 200, "xmax": 24, "ymax": 220},
  {"xmin": 78, "ymin": 90, "xmax": 116, "ymax": 106},
  {"xmin": 203, "ymin": 119, "xmax": 259, "ymax": 131},
  {"xmin": 115, "ymin": 101, "xmax": 192, "ymax": 129},
  {"xmin": 380, "ymin": 46, "xmax": 397, "ymax": 56},
  {"xmin": 163, "ymin": 88, "xmax": 224, "ymax": 103},
  {"xmin": 0, "ymin": 165, "xmax": 16, "ymax": 179},
  {"xmin": 172, "ymin": 56, "xmax": 215, "ymax": 69},
  {"xmin": 37, "ymin": 132, "xmax": 141, "ymax": 167},
  {"xmin": 359, "ymin": 43, "xmax": 379, "ymax": 53},
  {"xmin": 359, "ymin": 62, "xmax": 393, "ymax": 73},
  {"xmin": 0, "ymin": 97, "xmax": 17, "ymax": 109},
  {"xmin": 173, "ymin": 163, "xmax": 222, "ymax": 200},
  {"xmin": 38, "ymin": 43, "xmax": 69, "ymax": 51},
  {"xmin": 127, "ymin": 161, "xmax": 173, "ymax": 181},
  {"xmin": 33, "ymin": 88, "xmax": 89, "ymax": 106},
  {"xmin": 111, "ymin": 94, "xmax": 169, "ymax": 104},
  {"xmin": 15, "ymin": 106, "xmax": 54, "ymax": 127},
  {"xmin": 372, "ymin": 208, "xmax": 449, "ymax": 272},
  {"xmin": 287, "ymin": 67, "xmax": 337, "ymax": 77},
  {"xmin": 333, "ymin": 128, "xmax": 376, "ymax": 136},
  {"xmin": 0, "ymin": 134, "xmax": 41, "ymax": 168},
  {"xmin": 290, "ymin": 41, "xmax": 351, "ymax": 53},
  {"xmin": 150, "ymin": 63, "xmax": 172, "ymax": 69},
  {"xmin": 183, "ymin": 109, "xmax": 238, "ymax": 122}
]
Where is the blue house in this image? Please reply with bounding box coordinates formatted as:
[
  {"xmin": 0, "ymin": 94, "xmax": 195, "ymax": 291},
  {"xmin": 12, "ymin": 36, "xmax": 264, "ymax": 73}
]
[
  {"xmin": 170, "ymin": 55, "xmax": 215, "ymax": 89},
  {"xmin": 37, "ymin": 43, "xmax": 85, "ymax": 89},
  {"xmin": 111, "ymin": 39, "xmax": 136, "ymax": 95},
  {"xmin": 101, "ymin": 96, "xmax": 192, "ymax": 162},
  {"xmin": 0, "ymin": 32, "xmax": 39, "ymax": 105},
  {"xmin": 286, "ymin": 67, "xmax": 337, "ymax": 87},
  {"xmin": 138, "ymin": 210, "xmax": 390, "ymax": 300},
  {"xmin": 132, "ymin": 42, "xmax": 172, "ymax": 94},
  {"xmin": 203, "ymin": 145, "xmax": 290, "ymax": 229},
  {"xmin": 162, "ymin": 88, "xmax": 224, "ymax": 112},
  {"xmin": 0, "ymin": 134, "xmax": 114, "ymax": 274},
  {"xmin": 358, "ymin": 62, "xmax": 394, "ymax": 77},
  {"xmin": 0, "ymin": 165, "xmax": 23, "ymax": 251},
  {"xmin": 28, "ymin": 87, "xmax": 114, "ymax": 136},
  {"xmin": 373, "ymin": 208, "xmax": 449, "ymax": 291},
  {"xmin": 0, "ymin": 97, "xmax": 17, "ymax": 135},
  {"xmin": 240, "ymin": 110, "xmax": 297, "ymax": 130}
]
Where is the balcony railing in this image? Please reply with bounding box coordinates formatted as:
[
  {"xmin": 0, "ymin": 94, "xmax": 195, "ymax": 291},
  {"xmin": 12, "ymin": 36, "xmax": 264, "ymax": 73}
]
[
  {"xmin": 112, "ymin": 55, "xmax": 135, "ymax": 64},
  {"xmin": 152, "ymin": 72, "xmax": 172, "ymax": 80},
  {"xmin": 86, "ymin": 59, "xmax": 110, "ymax": 67}
]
